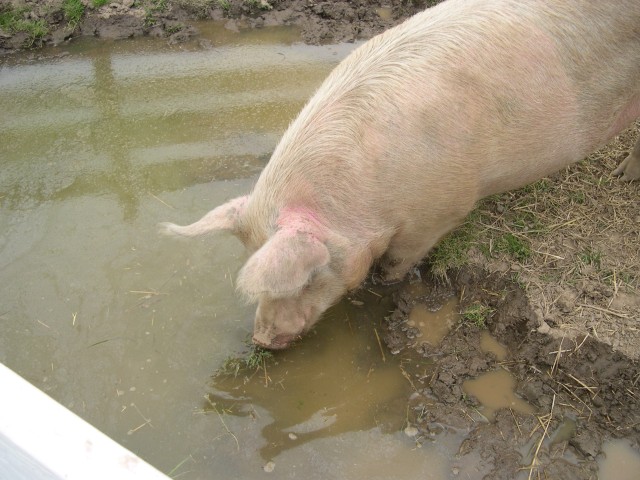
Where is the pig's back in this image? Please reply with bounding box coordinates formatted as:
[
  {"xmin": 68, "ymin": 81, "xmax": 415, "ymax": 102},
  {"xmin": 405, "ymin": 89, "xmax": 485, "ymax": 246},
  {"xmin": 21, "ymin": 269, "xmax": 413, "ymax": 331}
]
[{"xmin": 250, "ymin": 0, "xmax": 640, "ymax": 233}]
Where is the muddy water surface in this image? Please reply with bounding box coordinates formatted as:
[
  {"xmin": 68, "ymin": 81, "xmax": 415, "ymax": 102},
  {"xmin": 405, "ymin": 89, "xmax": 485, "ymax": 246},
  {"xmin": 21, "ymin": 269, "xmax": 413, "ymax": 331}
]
[
  {"xmin": 5, "ymin": 23, "xmax": 637, "ymax": 480},
  {"xmin": 0, "ymin": 27, "xmax": 457, "ymax": 479},
  {"xmin": 599, "ymin": 439, "xmax": 640, "ymax": 480}
]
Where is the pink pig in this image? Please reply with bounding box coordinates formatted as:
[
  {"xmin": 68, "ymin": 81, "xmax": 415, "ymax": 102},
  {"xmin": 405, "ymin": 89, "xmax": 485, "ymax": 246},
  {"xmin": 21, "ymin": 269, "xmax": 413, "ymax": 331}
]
[{"xmin": 162, "ymin": 0, "xmax": 640, "ymax": 349}]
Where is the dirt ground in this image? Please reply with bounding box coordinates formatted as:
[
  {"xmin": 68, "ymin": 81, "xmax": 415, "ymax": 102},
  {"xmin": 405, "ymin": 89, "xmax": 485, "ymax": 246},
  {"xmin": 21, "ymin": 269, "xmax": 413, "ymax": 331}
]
[
  {"xmin": 382, "ymin": 263, "xmax": 639, "ymax": 479},
  {"xmin": 3, "ymin": 1, "xmax": 639, "ymax": 478},
  {"xmin": 0, "ymin": 0, "xmax": 434, "ymax": 53}
]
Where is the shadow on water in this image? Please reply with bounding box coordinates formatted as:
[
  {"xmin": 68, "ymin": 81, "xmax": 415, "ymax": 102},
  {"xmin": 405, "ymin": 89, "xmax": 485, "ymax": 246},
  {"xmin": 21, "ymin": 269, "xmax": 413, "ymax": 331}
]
[{"xmin": 205, "ymin": 289, "xmax": 414, "ymax": 461}]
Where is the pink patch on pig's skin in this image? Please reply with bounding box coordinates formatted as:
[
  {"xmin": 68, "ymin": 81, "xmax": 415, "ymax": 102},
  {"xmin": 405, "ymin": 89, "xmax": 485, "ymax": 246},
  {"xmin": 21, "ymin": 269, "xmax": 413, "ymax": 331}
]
[{"xmin": 277, "ymin": 206, "xmax": 328, "ymax": 241}]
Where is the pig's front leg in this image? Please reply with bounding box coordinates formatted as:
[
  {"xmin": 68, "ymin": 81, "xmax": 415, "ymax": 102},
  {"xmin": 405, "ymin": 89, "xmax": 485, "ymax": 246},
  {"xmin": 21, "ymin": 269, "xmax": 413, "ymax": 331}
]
[
  {"xmin": 613, "ymin": 135, "xmax": 640, "ymax": 181},
  {"xmin": 380, "ymin": 221, "xmax": 460, "ymax": 282},
  {"xmin": 379, "ymin": 255, "xmax": 417, "ymax": 283}
]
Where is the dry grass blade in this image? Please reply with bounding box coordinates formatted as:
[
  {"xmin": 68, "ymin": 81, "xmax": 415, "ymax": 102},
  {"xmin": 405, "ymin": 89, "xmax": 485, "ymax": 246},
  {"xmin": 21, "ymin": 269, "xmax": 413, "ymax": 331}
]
[
  {"xmin": 374, "ymin": 327, "xmax": 386, "ymax": 363},
  {"xmin": 566, "ymin": 373, "xmax": 597, "ymax": 395},
  {"xmin": 578, "ymin": 303, "xmax": 630, "ymax": 319},
  {"xmin": 204, "ymin": 395, "xmax": 240, "ymax": 451},
  {"xmin": 524, "ymin": 394, "xmax": 556, "ymax": 480}
]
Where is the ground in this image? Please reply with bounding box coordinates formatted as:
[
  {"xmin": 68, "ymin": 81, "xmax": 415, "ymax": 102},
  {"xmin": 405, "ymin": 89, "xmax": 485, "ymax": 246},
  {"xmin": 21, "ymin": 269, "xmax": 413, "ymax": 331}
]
[
  {"xmin": 2, "ymin": 1, "xmax": 639, "ymax": 478},
  {"xmin": 0, "ymin": 0, "xmax": 434, "ymax": 52}
]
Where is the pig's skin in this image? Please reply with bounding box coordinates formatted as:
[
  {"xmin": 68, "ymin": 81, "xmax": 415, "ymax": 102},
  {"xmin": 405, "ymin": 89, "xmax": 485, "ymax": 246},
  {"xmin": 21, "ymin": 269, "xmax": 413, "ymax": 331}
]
[{"xmin": 162, "ymin": 0, "xmax": 640, "ymax": 349}]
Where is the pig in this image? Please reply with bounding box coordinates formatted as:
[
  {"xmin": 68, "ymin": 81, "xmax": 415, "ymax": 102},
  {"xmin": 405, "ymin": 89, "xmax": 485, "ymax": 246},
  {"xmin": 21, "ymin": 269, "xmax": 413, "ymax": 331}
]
[{"xmin": 162, "ymin": 0, "xmax": 640, "ymax": 349}]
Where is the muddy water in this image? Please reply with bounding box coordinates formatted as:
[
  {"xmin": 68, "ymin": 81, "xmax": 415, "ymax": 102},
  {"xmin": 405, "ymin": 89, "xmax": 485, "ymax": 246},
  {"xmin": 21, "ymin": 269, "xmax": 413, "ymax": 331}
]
[
  {"xmin": 408, "ymin": 297, "xmax": 458, "ymax": 346},
  {"xmin": 599, "ymin": 439, "xmax": 640, "ymax": 480},
  {"xmin": 479, "ymin": 330, "xmax": 508, "ymax": 361},
  {"xmin": 463, "ymin": 369, "xmax": 535, "ymax": 420},
  {"xmin": 0, "ymin": 28, "xmax": 460, "ymax": 479}
]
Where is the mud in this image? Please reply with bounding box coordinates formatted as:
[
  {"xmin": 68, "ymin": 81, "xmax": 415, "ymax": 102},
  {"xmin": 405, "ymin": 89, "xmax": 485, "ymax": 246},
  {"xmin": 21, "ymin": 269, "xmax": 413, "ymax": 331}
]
[
  {"xmin": 0, "ymin": 0, "xmax": 435, "ymax": 55},
  {"xmin": 383, "ymin": 266, "xmax": 640, "ymax": 479}
]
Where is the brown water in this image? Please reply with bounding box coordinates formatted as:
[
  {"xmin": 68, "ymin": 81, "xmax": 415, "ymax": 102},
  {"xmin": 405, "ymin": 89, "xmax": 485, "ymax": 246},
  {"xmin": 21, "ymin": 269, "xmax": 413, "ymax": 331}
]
[
  {"xmin": 462, "ymin": 369, "xmax": 535, "ymax": 420},
  {"xmin": 0, "ymin": 26, "xmax": 460, "ymax": 479},
  {"xmin": 408, "ymin": 297, "xmax": 458, "ymax": 346},
  {"xmin": 598, "ymin": 439, "xmax": 640, "ymax": 480},
  {"xmin": 479, "ymin": 331, "xmax": 508, "ymax": 361}
]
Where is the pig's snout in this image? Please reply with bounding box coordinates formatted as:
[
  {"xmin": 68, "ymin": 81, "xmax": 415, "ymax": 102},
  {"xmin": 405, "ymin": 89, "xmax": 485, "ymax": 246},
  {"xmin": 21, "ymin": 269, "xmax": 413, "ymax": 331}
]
[
  {"xmin": 250, "ymin": 297, "xmax": 311, "ymax": 349},
  {"xmin": 252, "ymin": 331, "xmax": 297, "ymax": 350},
  {"xmin": 251, "ymin": 312, "xmax": 302, "ymax": 350}
]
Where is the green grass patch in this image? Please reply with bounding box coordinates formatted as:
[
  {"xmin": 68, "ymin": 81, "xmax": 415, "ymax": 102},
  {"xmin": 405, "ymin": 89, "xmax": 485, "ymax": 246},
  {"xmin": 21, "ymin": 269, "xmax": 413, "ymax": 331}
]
[
  {"xmin": 165, "ymin": 23, "xmax": 184, "ymax": 34},
  {"xmin": 428, "ymin": 210, "xmax": 482, "ymax": 277},
  {"xmin": 519, "ymin": 178, "xmax": 553, "ymax": 195},
  {"xmin": 143, "ymin": 0, "xmax": 169, "ymax": 27},
  {"xmin": 578, "ymin": 248, "xmax": 602, "ymax": 270},
  {"xmin": 510, "ymin": 211, "xmax": 543, "ymax": 233},
  {"xmin": 63, "ymin": 0, "xmax": 85, "ymax": 29},
  {"xmin": 494, "ymin": 233, "xmax": 531, "ymax": 262},
  {"xmin": 92, "ymin": 0, "xmax": 109, "ymax": 7},
  {"xmin": 461, "ymin": 303, "xmax": 494, "ymax": 329},
  {"xmin": 0, "ymin": 7, "xmax": 48, "ymax": 46},
  {"xmin": 215, "ymin": 344, "xmax": 274, "ymax": 378}
]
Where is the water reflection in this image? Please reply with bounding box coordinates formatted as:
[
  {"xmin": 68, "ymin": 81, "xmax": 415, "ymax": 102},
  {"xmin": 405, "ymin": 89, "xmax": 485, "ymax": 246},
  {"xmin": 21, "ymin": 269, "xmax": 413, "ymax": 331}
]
[
  {"xmin": 206, "ymin": 290, "xmax": 412, "ymax": 461},
  {"xmin": 0, "ymin": 29, "xmax": 356, "ymax": 213},
  {"xmin": 0, "ymin": 25, "xmax": 456, "ymax": 480}
]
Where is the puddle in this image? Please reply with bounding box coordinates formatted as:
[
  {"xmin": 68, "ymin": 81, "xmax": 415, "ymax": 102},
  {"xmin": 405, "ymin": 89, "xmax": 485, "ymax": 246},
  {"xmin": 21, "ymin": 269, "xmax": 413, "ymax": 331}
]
[
  {"xmin": 204, "ymin": 291, "xmax": 455, "ymax": 477},
  {"xmin": 462, "ymin": 369, "xmax": 535, "ymax": 420},
  {"xmin": 479, "ymin": 331, "xmax": 508, "ymax": 361},
  {"xmin": 598, "ymin": 439, "xmax": 640, "ymax": 480},
  {"xmin": 548, "ymin": 417, "xmax": 577, "ymax": 446},
  {"xmin": 208, "ymin": 291, "xmax": 410, "ymax": 461},
  {"xmin": 376, "ymin": 6, "xmax": 393, "ymax": 21},
  {"xmin": 0, "ymin": 27, "xmax": 459, "ymax": 479},
  {"xmin": 407, "ymin": 297, "xmax": 458, "ymax": 346}
]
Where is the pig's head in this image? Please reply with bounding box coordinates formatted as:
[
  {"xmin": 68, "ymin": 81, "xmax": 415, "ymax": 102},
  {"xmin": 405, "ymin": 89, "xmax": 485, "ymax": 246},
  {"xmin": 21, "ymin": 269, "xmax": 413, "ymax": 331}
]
[
  {"xmin": 236, "ymin": 226, "xmax": 348, "ymax": 349},
  {"xmin": 161, "ymin": 196, "xmax": 359, "ymax": 349}
]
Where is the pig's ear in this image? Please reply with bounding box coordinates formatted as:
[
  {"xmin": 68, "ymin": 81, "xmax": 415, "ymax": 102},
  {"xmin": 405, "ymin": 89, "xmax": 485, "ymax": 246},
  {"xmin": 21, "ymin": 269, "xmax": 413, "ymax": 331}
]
[
  {"xmin": 160, "ymin": 196, "xmax": 247, "ymax": 237},
  {"xmin": 237, "ymin": 230, "xmax": 330, "ymax": 299}
]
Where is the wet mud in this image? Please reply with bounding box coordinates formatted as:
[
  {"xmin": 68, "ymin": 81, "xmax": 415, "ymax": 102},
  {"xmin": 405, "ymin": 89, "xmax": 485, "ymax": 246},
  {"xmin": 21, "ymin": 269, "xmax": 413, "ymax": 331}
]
[
  {"xmin": 0, "ymin": 0, "xmax": 436, "ymax": 55},
  {"xmin": 383, "ymin": 265, "xmax": 640, "ymax": 479}
]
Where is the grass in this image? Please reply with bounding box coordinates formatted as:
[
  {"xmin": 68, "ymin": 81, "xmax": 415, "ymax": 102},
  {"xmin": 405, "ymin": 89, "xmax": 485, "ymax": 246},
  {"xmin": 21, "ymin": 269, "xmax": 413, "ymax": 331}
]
[
  {"xmin": 428, "ymin": 210, "xmax": 482, "ymax": 278},
  {"xmin": 92, "ymin": 0, "xmax": 109, "ymax": 7},
  {"xmin": 578, "ymin": 248, "xmax": 602, "ymax": 270},
  {"xmin": 63, "ymin": 0, "xmax": 85, "ymax": 30},
  {"xmin": 494, "ymin": 233, "xmax": 531, "ymax": 262},
  {"xmin": 0, "ymin": 6, "xmax": 49, "ymax": 46},
  {"xmin": 142, "ymin": 0, "xmax": 169, "ymax": 27},
  {"xmin": 216, "ymin": 344, "xmax": 273, "ymax": 378},
  {"xmin": 461, "ymin": 303, "xmax": 494, "ymax": 329},
  {"xmin": 165, "ymin": 23, "xmax": 184, "ymax": 34}
]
